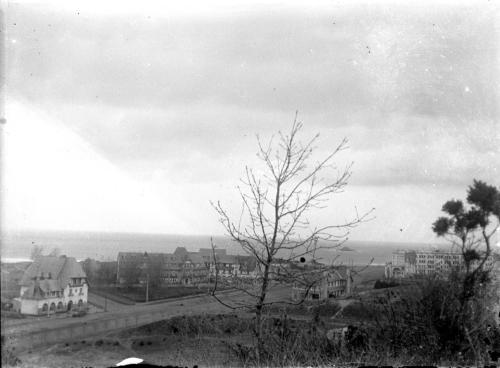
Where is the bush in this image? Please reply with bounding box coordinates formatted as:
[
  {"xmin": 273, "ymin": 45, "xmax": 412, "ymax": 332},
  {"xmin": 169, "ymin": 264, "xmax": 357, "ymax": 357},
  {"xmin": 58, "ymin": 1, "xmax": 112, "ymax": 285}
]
[
  {"xmin": 1, "ymin": 311, "xmax": 25, "ymax": 319},
  {"xmin": 356, "ymin": 272, "xmax": 500, "ymax": 364},
  {"xmin": 1, "ymin": 335, "xmax": 21, "ymax": 366},
  {"xmin": 373, "ymin": 279, "xmax": 399, "ymax": 289},
  {"xmin": 241, "ymin": 270, "xmax": 499, "ymax": 366},
  {"xmin": 132, "ymin": 314, "xmax": 253, "ymax": 337},
  {"xmin": 263, "ymin": 301, "xmax": 341, "ymax": 318}
]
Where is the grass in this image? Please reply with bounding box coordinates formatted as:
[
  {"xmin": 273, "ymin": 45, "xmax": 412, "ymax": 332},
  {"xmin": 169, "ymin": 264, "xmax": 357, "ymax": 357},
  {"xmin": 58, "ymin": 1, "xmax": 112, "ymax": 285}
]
[
  {"xmin": 351, "ymin": 265, "xmax": 386, "ymax": 290},
  {"xmin": 263, "ymin": 300, "xmax": 342, "ymax": 318},
  {"xmin": 8, "ymin": 312, "xmax": 498, "ymax": 367},
  {"xmin": 91, "ymin": 285, "xmax": 209, "ymax": 303},
  {"xmin": 89, "ymin": 288, "xmax": 135, "ymax": 305}
]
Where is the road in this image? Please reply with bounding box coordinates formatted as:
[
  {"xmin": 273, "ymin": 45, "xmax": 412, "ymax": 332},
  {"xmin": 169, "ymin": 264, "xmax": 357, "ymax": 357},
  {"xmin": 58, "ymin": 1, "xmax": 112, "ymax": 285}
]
[
  {"xmin": 2, "ymin": 286, "xmax": 292, "ymax": 351},
  {"xmin": 87, "ymin": 291, "xmax": 129, "ymax": 311}
]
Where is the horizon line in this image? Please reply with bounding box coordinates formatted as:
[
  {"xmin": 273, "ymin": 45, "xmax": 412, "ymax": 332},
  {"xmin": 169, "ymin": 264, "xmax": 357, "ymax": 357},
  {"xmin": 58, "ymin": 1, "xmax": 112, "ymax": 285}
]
[{"xmin": 1, "ymin": 227, "xmax": 448, "ymax": 246}]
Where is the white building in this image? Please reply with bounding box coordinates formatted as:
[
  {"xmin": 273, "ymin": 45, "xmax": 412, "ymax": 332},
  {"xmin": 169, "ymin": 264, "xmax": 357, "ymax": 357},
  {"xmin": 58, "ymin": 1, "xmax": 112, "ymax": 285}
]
[
  {"xmin": 13, "ymin": 255, "xmax": 88, "ymax": 315},
  {"xmin": 385, "ymin": 248, "xmax": 495, "ymax": 278}
]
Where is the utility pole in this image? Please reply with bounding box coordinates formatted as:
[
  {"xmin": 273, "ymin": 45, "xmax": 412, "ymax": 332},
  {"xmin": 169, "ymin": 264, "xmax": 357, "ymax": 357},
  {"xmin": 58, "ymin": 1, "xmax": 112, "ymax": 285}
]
[
  {"xmin": 142, "ymin": 252, "xmax": 150, "ymax": 303},
  {"xmin": 145, "ymin": 273, "xmax": 149, "ymax": 303}
]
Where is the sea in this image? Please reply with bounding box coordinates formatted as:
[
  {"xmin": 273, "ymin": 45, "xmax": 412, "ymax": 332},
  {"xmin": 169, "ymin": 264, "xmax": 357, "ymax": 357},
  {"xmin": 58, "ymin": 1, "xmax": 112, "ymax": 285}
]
[{"xmin": 0, "ymin": 230, "xmax": 449, "ymax": 265}]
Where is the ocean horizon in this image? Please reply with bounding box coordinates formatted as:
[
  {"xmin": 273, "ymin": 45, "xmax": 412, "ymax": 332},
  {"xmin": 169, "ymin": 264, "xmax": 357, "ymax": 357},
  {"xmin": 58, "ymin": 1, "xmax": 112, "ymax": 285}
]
[{"xmin": 0, "ymin": 229, "xmax": 450, "ymax": 265}]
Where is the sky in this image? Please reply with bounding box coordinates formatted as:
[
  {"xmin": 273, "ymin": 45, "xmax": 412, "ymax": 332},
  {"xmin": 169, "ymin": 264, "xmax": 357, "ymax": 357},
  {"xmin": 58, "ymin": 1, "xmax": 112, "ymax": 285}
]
[{"xmin": 1, "ymin": 0, "xmax": 499, "ymax": 244}]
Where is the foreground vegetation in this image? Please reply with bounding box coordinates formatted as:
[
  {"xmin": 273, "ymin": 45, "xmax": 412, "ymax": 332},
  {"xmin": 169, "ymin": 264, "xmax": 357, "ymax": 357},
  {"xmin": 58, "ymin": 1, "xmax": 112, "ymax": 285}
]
[{"xmin": 5, "ymin": 279, "xmax": 499, "ymax": 368}]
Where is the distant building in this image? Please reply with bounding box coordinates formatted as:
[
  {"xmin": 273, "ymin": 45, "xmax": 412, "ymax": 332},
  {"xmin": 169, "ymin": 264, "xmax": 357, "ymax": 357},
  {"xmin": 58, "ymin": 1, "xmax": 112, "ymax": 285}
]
[
  {"xmin": 209, "ymin": 253, "xmax": 241, "ymax": 278},
  {"xmin": 291, "ymin": 262, "xmax": 352, "ymax": 301},
  {"xmin": 117, "ymin": 249, "xmax": 208, "ymax": 286},
  {"xmin": 116, "ymin": 247, "xmax": 255, "ymax": 286},
  {"xmin": 237, "ymin": 255, "xmax": 260, "ymax": 279},
  {"xmin": 198, "ymin": 248, "xmax": 227, "ymax": 264},
  {"xmin": 385, "ymin": 248, "xmax": 496, "ymax": 278},
  {"xmin": 13, "ymin": 255, "xmax": 88, "ymax": 315}
]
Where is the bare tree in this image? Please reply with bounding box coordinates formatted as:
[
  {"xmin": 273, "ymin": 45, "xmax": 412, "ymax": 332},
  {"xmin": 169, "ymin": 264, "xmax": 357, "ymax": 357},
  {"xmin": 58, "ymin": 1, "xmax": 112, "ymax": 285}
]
[{"xmin": 211, "ymin": 114, "xmax": 373, "ymax": 358}]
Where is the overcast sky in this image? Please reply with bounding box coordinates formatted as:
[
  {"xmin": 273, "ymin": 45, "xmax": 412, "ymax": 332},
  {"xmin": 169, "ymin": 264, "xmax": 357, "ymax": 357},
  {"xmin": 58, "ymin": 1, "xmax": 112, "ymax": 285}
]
[{"xmin": 2, "ymin": 0, "xmax": 499, "ymax": 244}]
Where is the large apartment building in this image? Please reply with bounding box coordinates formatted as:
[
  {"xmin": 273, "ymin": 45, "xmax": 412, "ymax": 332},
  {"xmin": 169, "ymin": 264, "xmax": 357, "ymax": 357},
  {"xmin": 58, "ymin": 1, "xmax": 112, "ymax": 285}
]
[{"xmin": 385, "ymin": 248, "xmax": 496, "ymax": 278}]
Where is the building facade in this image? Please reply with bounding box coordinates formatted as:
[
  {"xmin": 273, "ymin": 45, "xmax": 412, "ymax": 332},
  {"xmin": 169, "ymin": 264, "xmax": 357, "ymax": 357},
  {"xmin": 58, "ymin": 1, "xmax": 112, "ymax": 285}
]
[
  {"xmin": 116, "ymin": 247, "xmax": 250, "ymax": 286},
  {"xmin": 291, "ymin": 264, "xmax": 352, "ymax": 301},
  {"xmin": 14, "ymin": 255, "xmax": 88, "ymax": 315},
  {"xmin": 385, "ymin": 248, "xmax": 495, "ymax": 278}
]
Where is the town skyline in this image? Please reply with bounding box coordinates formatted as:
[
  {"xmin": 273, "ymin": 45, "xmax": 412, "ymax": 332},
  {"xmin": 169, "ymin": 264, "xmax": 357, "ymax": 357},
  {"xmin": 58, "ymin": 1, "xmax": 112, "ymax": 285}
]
[{"xmin": 2, "ymin": 0, "xmax": 499, "ymax": 245}]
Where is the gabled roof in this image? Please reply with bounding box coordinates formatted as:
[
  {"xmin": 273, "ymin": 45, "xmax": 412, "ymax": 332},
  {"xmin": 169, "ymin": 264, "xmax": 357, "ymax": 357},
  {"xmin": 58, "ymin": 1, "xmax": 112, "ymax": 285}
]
[
  {"xmin": 19, "ymin": 256, "xmax": 87, "ymax": 289},
  {"xmin": 213, "ymin": 254, "xmax": 238, "ymax": 264},
  {"xmin": 187, "ymin": 253, "xmax": 204, "ymax": 264},
  {"xmin": 36, "ymin": 279, "xmax": 61, "ymax": 293},
  {"xmin": 117, "ymin": 252, "xmax": 144, "ymax": 261},
  {"xmin": 199, "ymin": 248, "xmax": 227, "ymax": 257},
  {"xmin": 333, "ymin": 265, "xmax": 349, "ymax": 279},
  {"xmin": 162, "ymin": 254, "xmax": 179, "ymax": 262},
  {"xmin": 21, "ymin": 282, "xmax": 45, "ymax": 300},
  {"xmin": 174, "ymin": 247, "xmax": 188, "ymax": 255},
  {"xmin": 327, "ymin": 269, "xmax": 347, "ymax": 281}
]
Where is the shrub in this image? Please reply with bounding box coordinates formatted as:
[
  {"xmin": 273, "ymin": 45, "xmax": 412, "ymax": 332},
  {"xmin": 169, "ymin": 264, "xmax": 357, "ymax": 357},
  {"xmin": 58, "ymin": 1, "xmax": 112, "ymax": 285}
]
[
  {"xmin": 357, "ymin": 273, "xmax": 500, "ymax": 364},
  {"xmin": 373, "ymin": 279, "xmax": 399, "ymax": 289},
  {"xmin": 1, "ymin": 335, "xmax": 21, "ymax": 366}
]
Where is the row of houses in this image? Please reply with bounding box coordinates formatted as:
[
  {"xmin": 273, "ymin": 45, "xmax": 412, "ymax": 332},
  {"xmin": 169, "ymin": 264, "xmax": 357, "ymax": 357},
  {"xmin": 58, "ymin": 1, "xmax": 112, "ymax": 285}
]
[
  {"xmin": 116, "ymin": 247, "xmax": 259, "ymax": 286},
  {"xmin": 10, "ymin": 249, "xmax": 353, "ymax": 315},
  {"xmin": 116, "ymin": 248, "xmax": 353, "ymax": 302},
  {"xmin": 116, "ymin": 247, "xmax": 353, "ymax": 301}
]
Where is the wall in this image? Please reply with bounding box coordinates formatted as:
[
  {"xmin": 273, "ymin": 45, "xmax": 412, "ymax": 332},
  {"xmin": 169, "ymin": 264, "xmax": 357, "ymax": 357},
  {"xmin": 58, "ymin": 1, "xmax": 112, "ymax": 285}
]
[
  {"xmin": 19, "ymin": 299, "xmax": 38, "ymax": 315},
  {"xmin": 63, "ymin": 283, "xmax": 88, "ymax": 309},
  {"xmin": 5, "ymin": 309, "xmax": 174, "ymax": 353}
]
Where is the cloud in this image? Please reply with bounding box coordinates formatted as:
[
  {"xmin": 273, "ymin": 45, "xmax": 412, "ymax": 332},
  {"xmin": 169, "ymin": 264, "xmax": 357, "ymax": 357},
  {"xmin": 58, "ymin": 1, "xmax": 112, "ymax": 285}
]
[
  {"xmin": 2, "ymin": 99, "xmax": 193, "ymax": 234},
  {"xmin": 7, "ymin": 3, "xmax": 498, "ymax": 118},
  {"xmin": 3, "ymin": 2, "xmax": 499, "ymax": 241}
]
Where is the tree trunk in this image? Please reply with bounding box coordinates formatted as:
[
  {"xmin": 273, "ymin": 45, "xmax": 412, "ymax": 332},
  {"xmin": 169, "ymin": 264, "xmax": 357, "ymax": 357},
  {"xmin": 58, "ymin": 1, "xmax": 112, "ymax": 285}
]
[{"xmin": 255, "ymin": 261, "xmax": 271, "ymax": 362}]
